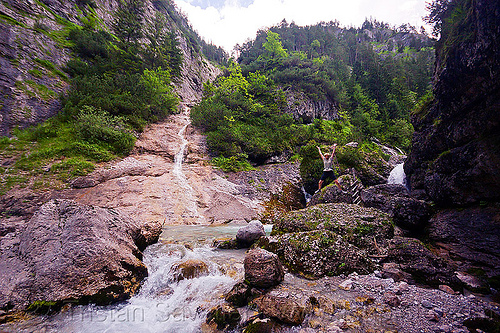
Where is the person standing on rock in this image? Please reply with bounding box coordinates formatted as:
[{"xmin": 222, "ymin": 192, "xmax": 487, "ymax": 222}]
[{"xmin": 317, "ymin": 145, "xmax": 342, "ymax": 192}]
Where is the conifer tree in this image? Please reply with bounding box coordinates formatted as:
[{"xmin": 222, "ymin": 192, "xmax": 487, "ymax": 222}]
[{"xmin": 113, "ymin": 0, "xmax": 145, "ymax": 45}]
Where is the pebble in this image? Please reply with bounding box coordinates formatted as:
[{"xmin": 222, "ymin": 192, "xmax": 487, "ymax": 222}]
[
  {"xmin": 394, "ymin": 281, "xmax": 409, "ymax": 295},
  {"xmin": 435, "ymin": 324, "xmax": 452, "ymax": 333},
  {"xmin": 339, "ymin": 279, "xmax": 353, "ymax": 290},
  {"xmin": 422, "ymin": 300, "xmax": 434, "ymax": 309},
  {"xmin": 434, "ymin": 308, "xmax": 445, "ymax": 317},
  {"xmin": 439, "ymin": 284, "xmax": 456, "ymax": 295},
  {"xmin": 426, "ymin": 310, "xmax": 440, "ymax": 322},
  {"xmin": 326, "ymin": 323, "xmax": 343, "ymax": 333}
]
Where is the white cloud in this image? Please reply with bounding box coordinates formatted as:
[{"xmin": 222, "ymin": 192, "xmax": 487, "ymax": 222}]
[{"xmin": 173, "ymin": 0, "xmax": 430, "ymax": 53}]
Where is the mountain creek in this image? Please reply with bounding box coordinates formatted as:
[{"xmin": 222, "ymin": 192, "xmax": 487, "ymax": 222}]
[{"xmin": 0, "ymin": 107, "xmax": 498, "ymax": 333}]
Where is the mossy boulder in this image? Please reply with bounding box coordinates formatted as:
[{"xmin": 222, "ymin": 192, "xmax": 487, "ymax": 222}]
[
  {"xmin": 257, "ymin": 230, "xmax": 376, "ymax": 279},
  {"xmin": 272, "ymin": 203, "xmax": 394, "ymax": 253}
]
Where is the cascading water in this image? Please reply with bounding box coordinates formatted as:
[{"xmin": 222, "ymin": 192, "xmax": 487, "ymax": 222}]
[
  {"xmin": 172, "ymin": 113, "xmax": 204, "ymax": 224},
  {"xmin": 387, "ymin": 163, "xmax": 407, "ymax": 188},
  {"xmin": 21, "ymin": 225, "xmax": 249, "ymax": 333}
]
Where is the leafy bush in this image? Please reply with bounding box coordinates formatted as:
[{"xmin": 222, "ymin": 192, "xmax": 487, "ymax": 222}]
[
  {"xmin": 75, "ymin": 106, "xmax": 136, "ymax": 154},
  {"xmin": 212, "ymin": 154, "xmax": 255, "ymax": 172}
]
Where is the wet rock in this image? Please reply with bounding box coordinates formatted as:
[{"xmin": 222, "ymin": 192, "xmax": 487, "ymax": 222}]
[
  {"xmin": 238, "ymin": 307, "xmax": 260, "ymax": 327},
  {"xmin": 206, "ymin": 303, "xmax": 241, "ymax": 330},
  {"xmin": 225, "ymin": 281, "xmax": 252, "ymax": 307},
  {"xmin": 236, "ymin": 220, "xmax": 265, "ymax": 247},
  {"xmin": 259, "ymin": 230, "xmax": 376, "ymax": 279},
  {"xmin": 272, "ymin": 203, "xmax": 394, "ymax": 254},
  {"xmin": 244, "ymin": 248, "xmax": 284, "ymax": 289},
  {"xmin": 213, "ymin": 237, "xmax": 239, "ymax": 249},
  {"xmin": 135, "ymin": 220, "xmax": 163, "ymax": 252},
  {"xmin": 243, "ymin": 318, "xmax": 282, "ymax": 333},
  {"xmin": 383, "ymin": 237, "xmax": 462, "ymax": 289},
  {"xmin": 253, "ymin": 292, "xmax": 307, "ymax": 325},
  {"xmin": 361, "ymin": 184, "xmax": 432, "ymax": 232},
  {"xmin": 171, "ymin": 259, "xmax": 209, "ymax": 281},
  {"xmin": 0, "ymin": 199, "xmax": 156, "ymax": 311}
]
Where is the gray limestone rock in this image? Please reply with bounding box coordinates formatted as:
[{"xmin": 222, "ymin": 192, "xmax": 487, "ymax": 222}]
[{"xmin": 0, "ymin": 199, "xmax": 161, "ymax": 312}]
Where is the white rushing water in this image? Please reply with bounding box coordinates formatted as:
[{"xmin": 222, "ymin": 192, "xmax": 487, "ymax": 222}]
[
  {"xmin": 387, "ymin": 163, "xmax": 407, "ymax": 187},
  {"xmin": 172, "ymin": 114, "xmax": 204, "ymax": 224},
  {"xmin": 27, "ymin": 225, "xmax": 251, "ymax": 333}
]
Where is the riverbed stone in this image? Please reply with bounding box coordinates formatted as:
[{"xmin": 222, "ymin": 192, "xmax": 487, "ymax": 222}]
[
  {"xmin": 0, "ymin": 199, "xmax": 160, "ymax": 312},
  {"xmin": 244, "ymin": 248, "xmax": 284, "ymax": 289},
  {"xmin": 225, "ymin": 281, "xmax": 252, "ymax": 307},
  {"xmin": 253, "ymin": 291, "xmax": 307, "ymax": 325},
  {"xmin": 171, "ymin": 259, "xmax": 209, "ymax": 281},
  {"xmin": 206, "ymin": 303, "xmax": 241, "ymax": 330},
  {"xmin": 236, "ymin": 220, "xmax": 265, "ymax": 247}
]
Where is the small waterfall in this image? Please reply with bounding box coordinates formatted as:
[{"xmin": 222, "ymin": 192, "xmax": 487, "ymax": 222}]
[
  {"xmin": 387, "ymin": 163, "xmax": 407, "ymax": 187},
  {"xmin": 301, "ymin": 185, "xmax": 312, "ymax": 203},
  {"xmin": 172, "ymin": 116, "xmax": 203, "ymax": 224}
]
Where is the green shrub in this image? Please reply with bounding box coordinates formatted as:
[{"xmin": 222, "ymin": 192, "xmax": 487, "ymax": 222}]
[
  {"xmin": 75, "ymin": 106, "xmax": 136, "ymax": 155},
  {"xmin": 51, "ymin": 157, "xmax": 95, "ymax": 178},
  {"xmin": 212, "ymin": 154, "xmax": 255, "ymax": 172}
]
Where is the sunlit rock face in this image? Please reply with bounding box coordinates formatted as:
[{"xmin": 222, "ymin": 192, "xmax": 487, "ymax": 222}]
[{"xmin": 405, "ymin": 0, "xmax": 500, "ymax": 206}]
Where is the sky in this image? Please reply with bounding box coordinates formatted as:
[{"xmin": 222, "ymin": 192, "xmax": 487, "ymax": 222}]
[{"xmin": 172, "ymin": 0, "xmax": 431, "ymax": 54}]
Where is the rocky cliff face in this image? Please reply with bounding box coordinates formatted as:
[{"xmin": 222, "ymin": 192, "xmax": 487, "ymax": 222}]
[
  {"xmin": 405, "ymin": 0, "xmax": 500, "ymax": 206},
  {"xmin": 0, "ymin": 0, "xmax": 219, "ymax": 136},
  {"xmin": 284, "ymin": 89, "xmax": 338, "ymax": 123}
]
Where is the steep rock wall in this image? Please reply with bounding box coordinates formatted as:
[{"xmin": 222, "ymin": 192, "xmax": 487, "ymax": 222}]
[
  {"xmin": 405, "ymin": 0, "xmax": 500, "ymax": 206},
  {"xmin": 284, "ymin": 89, "xmax": 338, "ymax": 123},
  {"xmin": 0, "ymin": 0, "xmax": 219, "ymax": 136}
]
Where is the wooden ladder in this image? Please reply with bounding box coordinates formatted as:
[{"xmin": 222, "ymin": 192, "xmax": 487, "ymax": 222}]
[{"xmin": 348, "ymin": 171, "xmax": 362, "ymax": 205}]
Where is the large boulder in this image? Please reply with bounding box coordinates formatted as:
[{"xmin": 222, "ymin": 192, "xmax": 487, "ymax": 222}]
[
  {"xmin": 0, "ymin": 199, "xmax": 161, "ymax": 312},
  {"xmin": 383, "ymin": 237, "xmax": 461, "ymax": 289},
  {"xmin": 253, "ymin": 291, "xmax": 307, "ymax": 325},
  {"xmin": 258, "ymin": 231, "xmax": 376, "ymax": 279},
  {"xmin": 361, "ymin": 184, "xmax": 432, "ymax": 232},
  {"xmin": 272, "ymin": 203, "xmax": 394, "ymax": 253},
  {"xmin": 427, "ymin": 206, "xmax": 500, "ymax": 278},
  {"xmin": 236, "ymin": 220, "xmax": 266, "ymax": 247},
  {"xmin": 244, "ymin": 248, "xmax": 284, "ymax": 289}
]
